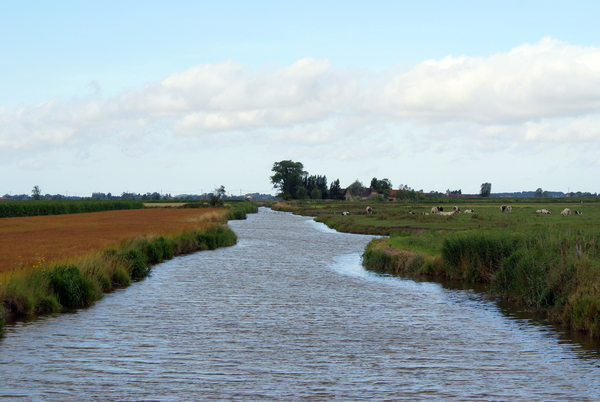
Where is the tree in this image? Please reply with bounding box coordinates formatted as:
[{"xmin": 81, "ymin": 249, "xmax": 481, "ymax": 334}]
[
  {"xmin": 296, "ymin": 186, "xmax": 308, "ymax": 200},
  {"xmin": 534, "ymin": 188, "xmax": 544, "ymax": 197},
  {"xmin": 31, "ymin": 185, "xmax": 41, "ymax": 200},
  {"xmin": 480, "ymin": 182, "xmax": 492, "ymax": 197},
  {"xmin": 347, "ymin": 180, "xmax": 365, "ymax": 198},
  {"xmin": 329, "ymin": 179, "xmax": 344, "ymax": 200},
  {"xmin": 210, "ymin": 185, "xmax": 226, "ymax": 207},
  {"xmin": 310, "ymin": 188, "xmax": 322, "ymax": 200},
  {"xmin": 302, "ymin": 174, "xmax": 328, "ymax": 199},
  {"xmin": 270, "ymin": 160, "xmax": 307, "ymax": 200}
]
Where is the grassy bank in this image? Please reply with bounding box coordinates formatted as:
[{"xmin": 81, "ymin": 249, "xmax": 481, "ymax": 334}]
[
  {"xmin": 0, "ymin": 202, "xmax": 257, "ymax": 332},
  {"xmin": 273, "ymin": 200, "xmax": 600, "ymax": 337}
]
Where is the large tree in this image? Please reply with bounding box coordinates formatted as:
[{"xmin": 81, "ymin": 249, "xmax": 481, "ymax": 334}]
[
  {"xmin": 480, "ymin": 182, "xmax": 492, "ymax": 197},
  {"xmin": 270, "ymin": 160, "xmax": 307, "ymax": 200}
]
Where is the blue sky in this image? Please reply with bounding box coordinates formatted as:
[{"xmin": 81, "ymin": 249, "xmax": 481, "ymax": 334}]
[{"xmin": 2, "ymin": 1, "xmax": 600, "ymax": 196}]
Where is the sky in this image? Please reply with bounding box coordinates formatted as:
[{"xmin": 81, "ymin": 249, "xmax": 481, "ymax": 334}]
[{"xmin": 2, "ymin": 1, "xmax": 600, "ymax": 197}]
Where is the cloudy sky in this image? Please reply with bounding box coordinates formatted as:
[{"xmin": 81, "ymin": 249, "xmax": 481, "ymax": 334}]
[{"xmin": 3, "ymin": 1, "xmax": 600, "ymax": 197}]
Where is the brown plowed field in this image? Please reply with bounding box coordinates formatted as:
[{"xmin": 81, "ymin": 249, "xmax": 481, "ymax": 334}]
[{"xmin": 0, "ymin": 208, "xmax": 225, "ymax": 272}]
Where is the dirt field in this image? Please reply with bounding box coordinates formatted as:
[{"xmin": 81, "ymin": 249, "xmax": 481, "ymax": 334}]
[{"xmin": 0, "ymin": 208, "xmax": 226, "ymax": 272}]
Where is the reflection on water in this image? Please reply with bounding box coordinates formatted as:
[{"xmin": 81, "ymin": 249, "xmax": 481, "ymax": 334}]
[{"xmin": 1, "ymin": 207, "xmax": 599, "ymax": 401}]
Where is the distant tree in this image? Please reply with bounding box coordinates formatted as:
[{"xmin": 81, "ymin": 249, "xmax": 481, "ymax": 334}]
[
  {"xmin": 31, "ymin": 185, "xmax": 41, "ymax": 200},
  {"xmin": 296, "ymin": 186, "xmax": 308, "ymax": 200},
  {"xmin": 310, "ymin": 188, "xmax": 322, "ymax": 200},
  {"xmin": 329, "ymin": 179, "xmax": 344, "ymax": 200},
  {"xmin": 302, "ymin": 174, "xmax": 328, "ymax": 199},
  {"xmin": 480, "ymin": 182, "xmax": 492, "ymax": 197},
  {"xmin": 347, "ymin": 180, "xmax": 365, "ymax": 198},
  {"xmin": 534, "ymin": 188, "xmax": 544, "ymax": 197},
  {"xmin": 270, "ymin": 160, "xmax": 307, "ymax": 200},
  {"xmin": 210, "ymin": 185, "xmax": 226, "ymax": 207}
]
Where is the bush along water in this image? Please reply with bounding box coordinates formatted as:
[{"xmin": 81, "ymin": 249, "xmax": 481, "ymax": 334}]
[
  {"xmin": 362, "ymin": 228, "xmax": 600, "ymax": 337},
  {"xmin": 0, "ymin": 224, "xmax": 238, "ymax": 332}
]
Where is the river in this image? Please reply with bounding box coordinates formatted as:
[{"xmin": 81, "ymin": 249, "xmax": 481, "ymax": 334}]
[{"xmin": 1, "ymin": 207, "xmax": 599, "ymax": 401}]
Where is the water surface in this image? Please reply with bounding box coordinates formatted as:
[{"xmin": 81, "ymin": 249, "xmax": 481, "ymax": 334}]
[{"xmin": 1, "ymin": 208, "xmax": 599, "ymax": 401}]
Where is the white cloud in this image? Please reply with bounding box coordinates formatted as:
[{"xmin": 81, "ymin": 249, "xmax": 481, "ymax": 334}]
[
  {"xmin": 377, "ymin": 37, "xmax": 600, "ymax": 126},
  {"xmin": 3, "ymin": 37, "xmax": 600, "ymax": 160}
]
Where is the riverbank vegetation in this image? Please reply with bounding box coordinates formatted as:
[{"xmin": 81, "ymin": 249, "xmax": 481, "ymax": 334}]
[
  {"xmin": 272, "ymin": 200, "xmax": 600, "ymax": 337},
  {"xmin": 0, "ymin": 202, "xmax": 257, "ymax": 332}
]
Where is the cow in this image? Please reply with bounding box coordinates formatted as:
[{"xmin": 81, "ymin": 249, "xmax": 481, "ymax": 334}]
[
  {"xmin": 561, "ymin": 208, "xmax": 571, "ymax": 216},
  {"xmin": 421, "ymin": 212, "xmax": 429, "ymax": 215},
  {"xmin": 439, "ymin": 211, "xmax": 457, "ymax": 216},
  {"xmin": 430, "ymin": 206, "xmax": 444, "ymax": 214},
  {"xmin": 575, "ymin": 211, "xmax": 583, "ymax": 215},
  {"xmin": 542, "ymin": 209, "xmax": 551, "ymax": 214},
  {"xmin": 453, "ymin": 206, "xmax": 460, "ymax": 213},
  {"xmin": 407, "ymin": 211, "xmax": 415, "ymax": 215},
  {"xmin": 500, "ymin": 205, "xmax": 512, "ymax": 213},
  {"xmin": 464, "ymin": 209, "xmax": 475, "ymax": 213},
  {"xmin": 341, "ymin": 211, "xmax": 350, "ymax": 216},
  {"xmin": 366, "ymin": 206, "xmax": 373, "ymax": 214}
]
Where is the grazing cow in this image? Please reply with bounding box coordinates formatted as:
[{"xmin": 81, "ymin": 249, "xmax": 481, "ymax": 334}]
[
  {"xmin": 439, "ymin": 211, "xmax": 457, "ymax": 216},
  {"xmin": 431, "ymin": 207, "xmax": 439, "ymax": 214},
  {"xmin": 453, "ymin": 206, "xmax": 460, "ymax": 213},
  {"xmin": 407, "ymin": 211, "xmax": 415, "ymax": 215},
  {"xmin": 366, "ymin": 206, "xmax": 373, "ymax": 214},
  {"xmin": 506, "ymin": 206, "xmax": 512, "ymax": 213},
  {"xmin": 501, "ymin": 205, "xmax": 512, "ymax": 213},
  {"xmin": 575, "ymin": 211, "xmax": 583, "ymax": 215},
  {"xmin": 542, "ymin": 209, "xmax": 551, "ymax": 214},
  {"xmin": 561, "ymin": 208, "xmax": 571, "ymax": 216},
  {"xmin": 421, "ymin": 212, "xmax": 429, "ymax": 215},
  {"xmin": 536, "ymin": 209, "xmax": 543, "ymax": 214},
  {"xmin": 464, "ymin": 209, "xmax": 475, "ymax": 213},
  {"xmin": 341, "ymin": 211, "xmax": 350, "ymax": 216}
]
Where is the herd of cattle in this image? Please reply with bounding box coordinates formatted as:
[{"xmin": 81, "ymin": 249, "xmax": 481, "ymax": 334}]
[{"xmin": 339, "ymin": 205, "xmax": 584, "ymax": 216}]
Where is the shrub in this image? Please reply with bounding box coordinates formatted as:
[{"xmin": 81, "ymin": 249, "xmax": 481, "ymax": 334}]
[
  {"xmin": 123, "ymin": 249, "xmax": 149, "ymax": 279},
  {"xmin": 48, "ymin": 265, "xmax": 94, "ymax": 308}
]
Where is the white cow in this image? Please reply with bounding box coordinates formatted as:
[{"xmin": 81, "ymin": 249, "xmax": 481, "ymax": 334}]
[
  {"xmin": 501, "ymin": 205, "xmax": 512, "ymax": 213},
  {"xmin": 439, "ymin": 211, "xmax": 457, "ymax": 216},
  {"xmin": 341, "ymin": 211, "xmax": 350, "ymax": 216},
  {"xmin": 366, "ymin": 206, "xmax": 373, "ymax": 214},
  {"xmin": 453, "ymin": 206, "xmax": 460, "ymax": 213},
  {"xmin": 561, "ymin": 208, "xmax": 571, "ymax": 216},
  {"xmin": 464, "ymin": 209, "xmax": 475, "ymax": 213},
  {"xmin": 421, "ymin": 212, "xmax": 429, "ymax": 215}
]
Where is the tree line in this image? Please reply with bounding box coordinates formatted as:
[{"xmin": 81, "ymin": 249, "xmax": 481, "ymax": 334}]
[{"xmin": 270, "ymin": 160, "xmax": 492, "ymax": 201}]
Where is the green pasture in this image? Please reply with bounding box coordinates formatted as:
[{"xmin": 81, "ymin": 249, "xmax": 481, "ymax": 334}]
[{"xmin": 281, "ymin": 200, "xmax": 598, "ymax": 235}]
